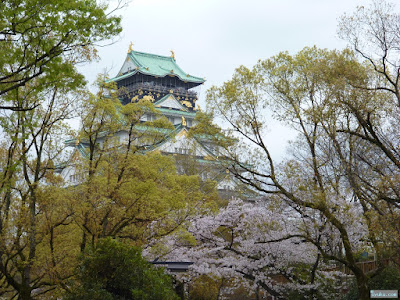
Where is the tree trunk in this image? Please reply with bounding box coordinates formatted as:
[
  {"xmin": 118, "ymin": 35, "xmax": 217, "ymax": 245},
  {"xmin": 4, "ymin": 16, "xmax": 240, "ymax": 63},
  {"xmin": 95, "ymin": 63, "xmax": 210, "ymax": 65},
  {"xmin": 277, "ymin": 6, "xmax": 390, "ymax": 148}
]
[
  {"xmin": 356, "ymin": 272, "xmax": 369, "ymax": 300},
  {"xmin": 18, "ymin": 285, "xmax": 32, "ymax": 300}
]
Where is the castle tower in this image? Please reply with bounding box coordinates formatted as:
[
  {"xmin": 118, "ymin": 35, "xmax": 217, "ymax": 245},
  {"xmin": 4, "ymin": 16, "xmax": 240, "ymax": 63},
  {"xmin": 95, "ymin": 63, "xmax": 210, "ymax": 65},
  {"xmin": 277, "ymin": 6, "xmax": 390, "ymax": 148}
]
[
  {"xmin": 108, "ymin": 48, "xmax": 205, "ymax": 128},
  {"xmin": 61, "ymin": 48, "xmax": 237, "ymax": 195}
]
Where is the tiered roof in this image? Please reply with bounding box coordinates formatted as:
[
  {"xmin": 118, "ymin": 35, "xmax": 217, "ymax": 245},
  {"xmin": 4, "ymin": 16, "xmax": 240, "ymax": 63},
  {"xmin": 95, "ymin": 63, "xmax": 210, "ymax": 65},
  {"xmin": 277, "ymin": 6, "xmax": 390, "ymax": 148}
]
[{"xmin": 110, "ymin": 50, "xmax": 205, "ymax": 85}]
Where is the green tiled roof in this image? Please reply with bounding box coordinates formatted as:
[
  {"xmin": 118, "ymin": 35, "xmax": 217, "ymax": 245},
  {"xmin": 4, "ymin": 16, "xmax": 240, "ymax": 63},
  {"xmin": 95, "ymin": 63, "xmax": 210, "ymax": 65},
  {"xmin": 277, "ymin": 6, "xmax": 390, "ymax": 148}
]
[
  {"xmin": 155, "ymin": 108, "xmax": 196, "ymax": 117},
  {"xmin": 110, "ymin": 51, "xmax": 205, "ymax": 84}
]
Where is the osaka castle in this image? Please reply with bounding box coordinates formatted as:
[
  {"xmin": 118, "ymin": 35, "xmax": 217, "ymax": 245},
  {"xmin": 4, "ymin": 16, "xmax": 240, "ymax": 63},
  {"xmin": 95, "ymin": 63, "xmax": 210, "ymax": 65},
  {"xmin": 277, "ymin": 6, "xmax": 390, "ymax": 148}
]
[
  {"xmin": 114, "ymin": 47, "xmax": 204, "ymax": 127},
  {"xmin": 59, "ymin": 47, "xmax": 237, "ymax": 195}
]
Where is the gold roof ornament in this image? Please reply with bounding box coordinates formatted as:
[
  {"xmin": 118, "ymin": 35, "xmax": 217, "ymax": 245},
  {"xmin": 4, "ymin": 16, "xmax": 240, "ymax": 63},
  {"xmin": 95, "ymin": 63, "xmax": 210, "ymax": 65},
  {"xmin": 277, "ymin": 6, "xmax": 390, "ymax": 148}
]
[
  {"xmin": 181, "ymin": 116, "xmax": 187, "ymax": 127},
  {"xmin": 128, "ymin": 42, "xmax": 134, "ymax": 53},
  {"xmin": 74, "ymin": 133, "xmax": 81, "ymax": 146},
  {"xmin": 182, "ymin": 100, "xmax": 192, "ymax": 108},
  {"xmin": 197, "ymin": 104, "xmax": 201, "ymax": 111},
  {"xmin": 170, "ymin": 50, "xmax": 175, "ymax": 60}
]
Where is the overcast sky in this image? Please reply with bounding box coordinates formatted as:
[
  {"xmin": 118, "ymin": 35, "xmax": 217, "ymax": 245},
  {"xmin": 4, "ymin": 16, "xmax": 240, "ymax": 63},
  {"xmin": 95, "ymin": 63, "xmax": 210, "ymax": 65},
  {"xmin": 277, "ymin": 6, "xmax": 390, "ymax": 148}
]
[
  {"xmin": 79, "ymin": 0, "xmax": 367, "ymax": 158},
  {"xmin": 83, "ymin": 0, "xmax": 366, "ymax": 94}
]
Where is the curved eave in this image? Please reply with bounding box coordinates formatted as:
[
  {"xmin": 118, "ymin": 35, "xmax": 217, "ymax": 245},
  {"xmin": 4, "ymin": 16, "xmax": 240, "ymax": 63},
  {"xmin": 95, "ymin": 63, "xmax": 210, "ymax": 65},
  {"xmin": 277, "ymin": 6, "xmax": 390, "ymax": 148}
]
[
  {"xmin": 140, "ymin": 124, "xmax": 184, "ymax": 153},
  {"xmin": 129, "ymin": 51, "xmax": 205, "ymax": 83},
  {"xmin": 107, "ymin": 70, "xmax": 137, "ymax": 82},
  {"xmin": 108, "ymin": 69, "xmax": 205, "ymax": 85},
  {"xmin": 155, "ymin": 107, "xmax": 196, "ymax": 117}
]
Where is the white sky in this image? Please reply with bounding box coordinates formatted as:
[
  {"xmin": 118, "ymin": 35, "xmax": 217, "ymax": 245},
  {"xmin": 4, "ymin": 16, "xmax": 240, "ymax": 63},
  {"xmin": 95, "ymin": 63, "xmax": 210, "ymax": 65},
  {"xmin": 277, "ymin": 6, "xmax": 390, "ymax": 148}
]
[{"xmin": 79, "ymin": 0, "xmax": 367, "ymax": 159}]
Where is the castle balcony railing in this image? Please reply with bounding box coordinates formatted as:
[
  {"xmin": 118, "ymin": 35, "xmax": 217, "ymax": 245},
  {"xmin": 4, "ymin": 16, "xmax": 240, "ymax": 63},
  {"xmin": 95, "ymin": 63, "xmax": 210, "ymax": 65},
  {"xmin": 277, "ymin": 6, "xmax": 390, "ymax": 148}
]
[{"xmin": 120, "ymin": 83, "xmax": 197, "ymax": 99}]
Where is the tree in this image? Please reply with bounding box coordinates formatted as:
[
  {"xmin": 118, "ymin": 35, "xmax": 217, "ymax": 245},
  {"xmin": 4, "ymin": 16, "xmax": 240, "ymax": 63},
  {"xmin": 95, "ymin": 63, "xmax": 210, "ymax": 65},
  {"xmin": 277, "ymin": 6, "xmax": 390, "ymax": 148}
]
[
  {"xmin": 0, "ymin": 74, "xmax": 215, "ymax": 298},
  {"xmin": 202, "ymin": 45, "xmax": 399, "ymax": 299},
  {"xmin": 0, "ymin": 1, "xmax": 124, "ymax": 296},
  {"xmin": 0, "ymin": 2, "xmax": 218, "ymax": 299},
  {"xmin": 345, "ymin": 265, "xmax": 400, "ymax": 300},
  {"xmin": 147, "ymin": 199, "xmax": 347, "ymax": 299},
  {"xmin": 339, "ymin": 0, "xmax": 400, "ymax": 105},
  {"xmin": 71, "ymin": 78, "xmax": 215, "ymax": 251},
  {"xmin": 0, "ymin": 0, "xmax": 124, "ymax": 110},
  {"xmin": 338, "ymin": 0, "xmax": 400, "ymax": 270},
  {"xmin": 0, "ymin": 66, "xmax": 85, "ymax": 299},
  {"xmin": 65, "ymin": 238, "xmax": 179, "ymax": 300}
]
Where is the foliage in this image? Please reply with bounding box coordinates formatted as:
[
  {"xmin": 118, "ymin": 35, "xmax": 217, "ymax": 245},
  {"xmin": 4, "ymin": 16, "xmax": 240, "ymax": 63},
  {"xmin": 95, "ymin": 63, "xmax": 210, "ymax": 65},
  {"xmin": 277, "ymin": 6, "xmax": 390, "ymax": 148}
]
[
  {"xmin": 0, "ymin": 0, "xmax": 124, "ymax": 296},
  {"xmin": 147, "ymin": 200, "xmax": 346, "ymax": 299},
  {"xmin": 0, "ymin": 74, "xmax": 214, "ymax": 298},
  {"xmin": 338, "ymin": 0, "xmax": 400, "ymax": 105},
  {"xmin": 0, "ymin": 1, "xmax": 217, "ymax": 300},
  {"xmin": 370, "ymin": 265, "xmax": 400, "ymax": 290},
  {"xmin": 188, "ymin": 275, "xmax": 224, "ymax": 300},
  {"xmin": 344, "ymin": 265, "xmax": 400, "ymax": 300},
  {"xmin": 202, "ymin": 4, "xmax": 400, "ymax": 296},
  {"xmin": 0, "ymin": 70, "xmax": 84, "ymax": 299},
  {"xmin": 0, "ymin": 0, "xmax": 123, "ymax": 109},
  {"xmin": 65, "ymin": 238, "xmax": 179, "ymax": 300},
  {"xmin": 72, "ymin": 79, "xmax": 215, "ymax": 250}
]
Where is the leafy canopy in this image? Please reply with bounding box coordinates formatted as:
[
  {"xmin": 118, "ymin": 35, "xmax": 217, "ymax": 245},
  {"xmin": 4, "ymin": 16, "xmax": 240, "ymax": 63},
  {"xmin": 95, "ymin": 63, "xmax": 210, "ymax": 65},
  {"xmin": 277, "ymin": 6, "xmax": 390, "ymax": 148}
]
[
  {"xmin": 65, "ymin": 238, "xmax": 179, "ymax": 300},
  {"xmin": 0, "ymin": 0, "xmax": 123, "ymax": 109}
]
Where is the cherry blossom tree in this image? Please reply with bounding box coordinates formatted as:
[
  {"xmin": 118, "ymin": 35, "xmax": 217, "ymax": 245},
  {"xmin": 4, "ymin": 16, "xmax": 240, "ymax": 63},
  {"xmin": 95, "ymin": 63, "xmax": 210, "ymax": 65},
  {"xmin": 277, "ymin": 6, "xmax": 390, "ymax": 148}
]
[{"xmin": 145, "ymin": 199, "xmax": 354, "ymax": 299}]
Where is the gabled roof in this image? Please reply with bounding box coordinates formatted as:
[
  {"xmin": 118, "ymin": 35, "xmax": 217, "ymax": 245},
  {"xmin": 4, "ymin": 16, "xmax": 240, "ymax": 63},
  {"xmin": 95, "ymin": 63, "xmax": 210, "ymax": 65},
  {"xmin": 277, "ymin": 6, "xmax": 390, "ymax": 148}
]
[
  {"xmin": 64, "ymin": 139, "xmax": 89, "ymax": 158},
  {"xmin": 154, "ymin": 125, "xmax": 218, "ymax": 159},
  {"xmin": 110, "ymin": 50, "xmax": 205, "ymax": 84},
  {"xmin": 154, "ymin": 94, "xmax": 188, "ymax": 111}
]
